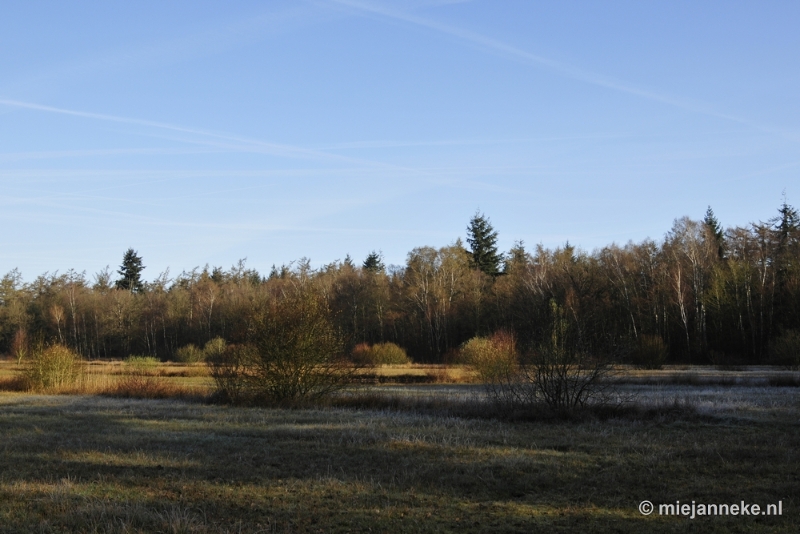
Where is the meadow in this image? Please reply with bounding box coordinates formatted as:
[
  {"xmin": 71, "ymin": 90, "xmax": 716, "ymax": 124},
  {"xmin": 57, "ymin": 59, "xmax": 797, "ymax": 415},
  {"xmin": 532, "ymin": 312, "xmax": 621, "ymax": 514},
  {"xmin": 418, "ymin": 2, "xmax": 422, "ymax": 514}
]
[{"xmin": 0, "ymin": 361, "xmax": 798, "ymax": 533}]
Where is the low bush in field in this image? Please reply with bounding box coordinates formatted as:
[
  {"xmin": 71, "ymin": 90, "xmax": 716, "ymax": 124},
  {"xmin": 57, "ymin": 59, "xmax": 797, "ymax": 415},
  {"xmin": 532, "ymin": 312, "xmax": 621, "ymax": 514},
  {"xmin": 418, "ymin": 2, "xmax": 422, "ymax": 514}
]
[
  {"xmin": 350, "ymin": 342, "xmax": 410, "ymax": 366},
  {"xmin": 174, "ymin": 338, "xmax": 226, "ymax": 363},
  {"xmin": 460, "ymin": 331, "xmax": 517, "ymax": 383},
  {"xmin": 208, "ymin": 291, "xmax": 354, "ymax": 405},
  {"xmin": 465, "ymin": 322, "xmax": 618, "ymax": 414},
  {"xmin": 203, "ymin": 337, "xmax": 226, "ymax": 361},
  {"xmin": 175, "ymin": 344, "xmax": 204, "ymax": 363},
  {"xmin": 23, "ymin": 344, "xmax": 83, "ymax": 391}
]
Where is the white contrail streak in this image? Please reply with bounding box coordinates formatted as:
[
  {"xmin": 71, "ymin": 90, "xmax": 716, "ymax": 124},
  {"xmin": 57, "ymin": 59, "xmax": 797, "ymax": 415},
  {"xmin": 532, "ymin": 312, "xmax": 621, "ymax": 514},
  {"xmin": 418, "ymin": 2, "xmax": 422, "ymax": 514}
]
[
  {"xmin": 332, "ymin": 0, "xmax": 799, "ymax": 142},
  {"xmin": 0, "ymin": 98, "xmax": 396, "ymax": 167}
]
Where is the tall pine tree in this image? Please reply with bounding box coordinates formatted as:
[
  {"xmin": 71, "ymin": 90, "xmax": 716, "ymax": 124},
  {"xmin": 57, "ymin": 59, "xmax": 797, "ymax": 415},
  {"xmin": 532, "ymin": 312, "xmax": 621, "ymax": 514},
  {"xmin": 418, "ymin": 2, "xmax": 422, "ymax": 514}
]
[
  {"xmin": 466, "ymin": 212, "xmax": 502, "ymax": 276},
  {"xmin": 115, "ymin": 248, "xmax": 145, "ymax": 293},
  {"xmin": 703, "ymin": 206, "xmax": 725, "ymax": 259}
]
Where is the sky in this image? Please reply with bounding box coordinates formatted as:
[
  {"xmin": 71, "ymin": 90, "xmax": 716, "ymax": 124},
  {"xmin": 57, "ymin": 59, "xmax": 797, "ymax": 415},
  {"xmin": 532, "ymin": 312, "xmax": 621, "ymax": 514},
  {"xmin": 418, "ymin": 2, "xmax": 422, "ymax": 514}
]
[{"xmin": 2, "ymin": 0, "xmax": 799, "ymax": 281}]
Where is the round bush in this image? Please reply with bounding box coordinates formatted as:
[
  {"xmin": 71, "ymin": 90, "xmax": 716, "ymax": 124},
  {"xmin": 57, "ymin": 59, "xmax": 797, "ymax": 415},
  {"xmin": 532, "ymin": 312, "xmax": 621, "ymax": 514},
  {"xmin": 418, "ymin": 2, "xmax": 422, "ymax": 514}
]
[
  {"xmin": 24, "ymin": 344, "xmax": 82, "ymax": 391},
  {"xmin": 371, "ymin": 342, "xmax": 410, "ymax": 365},
  {"xmin": 350, "ymin": 342, "xmax": 410, "ymax": 365},
  {"xmin": 175, "ymin": 344, "xmax": 204, "ymax": 363},
  {"xmin": 203, "ymin": 337, "xmax": 227, "ymax": 361},
  {"xmin": 461, "ymin": 333, "xmax": 517, "ymax": 383}
]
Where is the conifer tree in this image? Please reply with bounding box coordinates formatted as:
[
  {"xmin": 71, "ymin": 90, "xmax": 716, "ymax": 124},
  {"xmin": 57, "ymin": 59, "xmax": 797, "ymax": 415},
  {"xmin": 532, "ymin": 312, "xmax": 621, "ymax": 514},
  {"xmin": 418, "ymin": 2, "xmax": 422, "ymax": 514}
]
[
  {"xmin": 115, "ymin": 248, "xmax": 145, "ymax": 293},
  {"xmin": 466, "ymin": 212, "xmax": 502, "ymax": 276},
  {"xmin": 363, "ymin": 250, "xmax": 385, "ymax": 272},
  {"xmin": 703, "ymin": 206, "xmax": 725, "ymax": 259}
]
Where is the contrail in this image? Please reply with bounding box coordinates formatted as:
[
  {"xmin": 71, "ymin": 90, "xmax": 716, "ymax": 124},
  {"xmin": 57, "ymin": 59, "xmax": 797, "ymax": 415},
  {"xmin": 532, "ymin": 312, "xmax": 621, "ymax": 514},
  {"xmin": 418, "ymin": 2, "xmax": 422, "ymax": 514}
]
[
  {"xmin": 0, "ymin": 98, "xmax": 398, "ymax": 167},
  {"xmin": 332, "ymin": 0, "xmax": 798, "ymax": 141}
]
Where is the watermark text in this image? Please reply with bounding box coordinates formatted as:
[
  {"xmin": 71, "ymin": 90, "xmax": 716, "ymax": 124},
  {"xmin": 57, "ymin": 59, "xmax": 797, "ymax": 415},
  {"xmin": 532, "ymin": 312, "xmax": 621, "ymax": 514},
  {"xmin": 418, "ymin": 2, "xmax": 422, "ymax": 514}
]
[{"xmin": 639, "ymin": 500, "xmax": 783, "ymax": 519}]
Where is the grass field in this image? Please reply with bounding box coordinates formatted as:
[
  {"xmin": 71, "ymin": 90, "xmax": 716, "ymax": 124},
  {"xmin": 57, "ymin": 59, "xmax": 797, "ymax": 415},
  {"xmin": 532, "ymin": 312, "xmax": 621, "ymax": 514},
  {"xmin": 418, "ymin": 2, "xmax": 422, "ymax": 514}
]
[{"xmin": 0, "ymin": 360, "xmax": 798, "ymax": 532}]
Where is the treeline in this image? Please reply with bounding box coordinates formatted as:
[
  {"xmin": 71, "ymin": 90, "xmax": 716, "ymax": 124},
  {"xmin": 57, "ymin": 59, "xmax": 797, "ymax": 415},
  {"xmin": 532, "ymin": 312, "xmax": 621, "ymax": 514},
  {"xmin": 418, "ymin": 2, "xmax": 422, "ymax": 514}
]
[{"xmin": 1, "ymin": 204, "xmax": 798, "ymax": 365}]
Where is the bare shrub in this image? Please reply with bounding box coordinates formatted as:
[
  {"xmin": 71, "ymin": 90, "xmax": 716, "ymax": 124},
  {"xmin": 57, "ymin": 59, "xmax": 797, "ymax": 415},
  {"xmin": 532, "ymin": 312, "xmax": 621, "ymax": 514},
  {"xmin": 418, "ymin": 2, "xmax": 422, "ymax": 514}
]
[
  {"xmin": 209, "ymin": 291, "xmax": 354, "ymax": 404},
  {"xmin": 514, "ymin": 345, "xmax": 616, "ymax": 412},
  {"xmin": 23, "ymin": 344, "xmax": 83, "ymax": 391},
  {"xmin": 208, "ymin": 344, "xmax": 253, "ymax": 404},
  {"xmin": 470, "ymin": 322, "xmax": 618, "ymax": 414}
]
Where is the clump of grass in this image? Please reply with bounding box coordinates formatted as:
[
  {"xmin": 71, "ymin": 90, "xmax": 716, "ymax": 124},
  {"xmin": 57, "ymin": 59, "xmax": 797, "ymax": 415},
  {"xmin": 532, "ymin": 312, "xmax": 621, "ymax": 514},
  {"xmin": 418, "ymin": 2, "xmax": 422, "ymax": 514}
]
[
  {"xmin": 104, "ymin": 376, "xmax": 199, "ymax": 399},
  {"xmin": 125, "ymin": 355, "xmax": 160, "ymax": 373},
  {"xmin": 0, "ymin": 374, "xmax": 27, "ymax": 392},
  {"xmin": 105, "ymin": 354, "xmax": 203, "ymax": 399},
  {"xmin": 23, "ymin": 344, "xmax": 83, "ymax": 392}
]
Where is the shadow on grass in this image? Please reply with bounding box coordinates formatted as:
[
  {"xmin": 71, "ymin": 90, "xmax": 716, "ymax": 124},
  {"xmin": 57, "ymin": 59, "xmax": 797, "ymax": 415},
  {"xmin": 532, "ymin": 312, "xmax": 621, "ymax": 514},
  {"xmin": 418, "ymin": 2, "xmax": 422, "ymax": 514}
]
[{"xmin": 1, "ymin": 393, "xmax": 798, "ymax": 533}]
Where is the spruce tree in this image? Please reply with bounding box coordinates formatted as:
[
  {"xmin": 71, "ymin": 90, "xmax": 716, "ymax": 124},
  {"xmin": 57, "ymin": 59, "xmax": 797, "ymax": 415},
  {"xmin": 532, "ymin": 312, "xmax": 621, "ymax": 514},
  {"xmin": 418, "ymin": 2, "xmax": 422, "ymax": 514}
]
[
  {"xmin": 363, "ymin": 250, "xmax": 385, "ymax": 272},
  {"xmin": 466, "ymin": 211, "xmax": 502, "ymax": 276},
  {"xmin": 115, "ymin": 248, "xmax": 145, "ymax": 293},
  {"xmin": 703, "ymin": 206, "xmax": 725, "ymax": 259}
]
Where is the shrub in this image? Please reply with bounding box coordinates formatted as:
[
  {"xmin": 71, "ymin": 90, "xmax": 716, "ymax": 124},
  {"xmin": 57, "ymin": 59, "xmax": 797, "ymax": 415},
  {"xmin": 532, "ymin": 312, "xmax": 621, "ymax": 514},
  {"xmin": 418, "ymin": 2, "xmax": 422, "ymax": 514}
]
[
  {"xmin": 350, "ymin": 342, "xmax": 410, "ymax": 366},
  {"xmin": 461, "ymin": 331, "xmax": 518, "ymax": 384},
  {"xmin": 630, "ymin": 334, "xmax": 668, "ymax": 369},
  {"xmin": 372, "ymin": 342, "xmax": 410, "ymax": 364},
  {"xmin": 208, "ymin": 344, "xmax": 253, "ymax": 404},
  {"xmin": 175, "ymin": 344, "xmax": 204, "ymax": 363},
  {"xmin": 203, "ymin": 337, "xmax": 227, "ymax": 361},
  {"xmin": 208, "ymin": 291, "xmax": 354, "ymax": 404},
  {"xmin": 470, "ymin": 319, "xmax": 617, "ymax": 414},
  {"xmin": 24, "ymin": 344, "xmax": 83, "ymax": 391},
  {"xmin": 514, "ymin": 344, "xmax": 615, "ymax": 412},
  {"xmin": 770, "ymin": 329, "xmax": 800, "ymax": 370}
]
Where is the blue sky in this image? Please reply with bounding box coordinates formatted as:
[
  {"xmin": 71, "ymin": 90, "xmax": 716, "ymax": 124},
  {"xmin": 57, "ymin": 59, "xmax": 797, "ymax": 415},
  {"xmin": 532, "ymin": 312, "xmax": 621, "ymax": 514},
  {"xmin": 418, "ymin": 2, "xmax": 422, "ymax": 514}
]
[{"xmin": 2, "ymin": 0, "xmax": 799, "ymax": 281}]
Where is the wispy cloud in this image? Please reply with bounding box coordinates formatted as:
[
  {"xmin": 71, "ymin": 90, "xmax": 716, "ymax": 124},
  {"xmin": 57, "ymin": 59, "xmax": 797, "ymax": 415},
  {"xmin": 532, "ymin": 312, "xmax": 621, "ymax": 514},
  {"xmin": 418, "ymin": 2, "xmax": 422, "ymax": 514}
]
[
  {"xmin": 331, "ymin": 0, "xmax": 799, "ymax": 142},
  {"xmin": 312, "ymin": 133, "xmax": 632, "ymax": 150},
  {"xmin": 0, "ymin": 147, "xmax": 222, "ymax": 163},
  {"xmin": 0, "ymin": 98, "xmax": 401, "ymax": 168}
]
